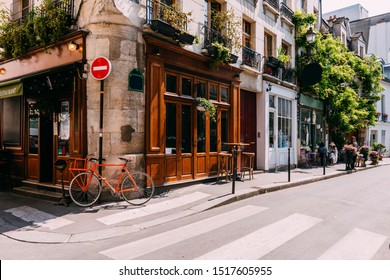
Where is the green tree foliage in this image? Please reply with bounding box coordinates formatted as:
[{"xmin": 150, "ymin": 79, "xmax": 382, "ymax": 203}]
[
  {"xmin": 0, "ymin": 0, "xmax": 73, "ymax": 59},
  {"xmin": 293, "ymin": 11, "xmax": 384, "ymax": 142}
]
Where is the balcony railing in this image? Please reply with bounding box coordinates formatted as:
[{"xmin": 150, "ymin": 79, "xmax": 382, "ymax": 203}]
[
  {"xmin": 263, "ymin": 0, "xmax": 279, "ymax": 11},
  {"xmin": 280, "ymin": 2, "xmax": 294, "ymax": 23},
  {"xmin": 11, "ymin": 0, "xmax": 75, "ymax": 24},
  {"xmin": 203, "ymin": 26, "xmax": 232, "ymax": 50},
  {"xmin": 146, "ymin": 0, "xmax": 189, "ymax": 31},
  {"xmin": 263, "ymin": 56, "xmax": 296, "ymax": 84},
  {"xmin": 242, "ymin": 46, "xmax": 261, "ymax": 71}
]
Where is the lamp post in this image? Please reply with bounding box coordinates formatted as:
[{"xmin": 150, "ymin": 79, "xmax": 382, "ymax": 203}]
[{"xmin": 305, "ymin": 27, "xmax": 316, "ymax": 44}]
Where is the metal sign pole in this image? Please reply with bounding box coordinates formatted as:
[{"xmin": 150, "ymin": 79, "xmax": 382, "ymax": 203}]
[{"xmin": 98, "ymin": 80, "xmax": 104, "ymax": 176}]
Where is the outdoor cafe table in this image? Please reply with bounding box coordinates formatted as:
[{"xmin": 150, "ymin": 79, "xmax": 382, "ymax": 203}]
[{"xmin": 222, "ymin": 142, "xmax": 250, "ymax": 194}]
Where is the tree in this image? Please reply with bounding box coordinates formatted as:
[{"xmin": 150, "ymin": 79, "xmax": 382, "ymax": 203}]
[{"xmin": 293, "ymin": 12, "xmax": 384, "ymax": 145}]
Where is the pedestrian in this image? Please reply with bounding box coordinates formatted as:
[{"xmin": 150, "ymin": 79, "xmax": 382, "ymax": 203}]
[
  {"xmin": 318, "ymin": 142, "xmax": 327, "ymax": 166},
  {"xmin": 328, "ymin": 142, "xmax": 338, "ymax": 165},
  {"xmin": 350, "ymin": 136, "xmax": 359, "ymax": 169}
]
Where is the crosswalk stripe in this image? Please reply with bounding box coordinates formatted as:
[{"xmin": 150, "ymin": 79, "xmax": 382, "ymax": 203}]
[
  {"xmin": 317, "ymin": 228, "xmax": 387, "ymax": 260},
  {"xmin": 4, "ymin": 206, "xmax": 73, "ymax": 230},
  {"xmin": 97, "ymin": 192, "xmax": 210, "ymax": 225},
  {"xmin": 99, "ymin": 205, "xmax": 268, "ymax": 259},
  {"xmin": 197, "ymin": 213, "xmax": 322, "ymax": 260}
]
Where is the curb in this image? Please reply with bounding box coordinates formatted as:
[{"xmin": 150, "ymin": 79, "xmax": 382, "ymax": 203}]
[{"xmin": 1, "ymin": 162, "xmax": 387, "ymax": 244}]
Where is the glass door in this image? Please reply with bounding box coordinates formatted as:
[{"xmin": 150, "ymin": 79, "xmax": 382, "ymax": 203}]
[{"xmin": 27, "ymin": 104, "xmax": 39, "ymax": 180}]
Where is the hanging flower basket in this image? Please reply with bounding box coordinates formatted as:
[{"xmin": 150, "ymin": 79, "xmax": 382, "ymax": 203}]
[{"xmin": 195, "ymin": 97, "xmax": 216, "ymax": 122}]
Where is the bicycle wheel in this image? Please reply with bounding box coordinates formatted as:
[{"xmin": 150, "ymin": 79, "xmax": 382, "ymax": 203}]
[
  {"xmin": 69, "ymin": 172, "xmax": 102, "ymax": 207},
  {"xmin": 120, "ymin": 172, "xmax": 155, "ymax": 205}
]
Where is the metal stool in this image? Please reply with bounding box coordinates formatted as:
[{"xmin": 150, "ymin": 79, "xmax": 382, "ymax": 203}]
[
  {"xmin": 241, "ymin": 152, "xmax": 255, "ymax": 180},
  {"xmin": 217, "ymin": 152, "xmax": 232, "ymax": 182}
]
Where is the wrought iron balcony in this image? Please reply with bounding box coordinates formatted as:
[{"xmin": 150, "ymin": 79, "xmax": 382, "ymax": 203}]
[
  {"xmin": 146, "ymin": 0, "xmax": 189, "ymax": 31},
  {"xmin": 282, "ymin": 67, "xmax": 296, "ymax": 84},
  {"xmin": 203, "ymin": 26, "xmax": 231, "ymax": 50},
  {"xmin": 280, "ymin": 2, "xmax": 294, "ymax": 23},
  {"xmin": 263, "ymin": 56, "xmax": 296, "ymax": 84},
  {"xmin": 263, "ymin": 0, "xmax": 279, "ymax": 11},
  {"xmin": 11, "ymin": 0, "xmax": 75, "ymax": 24},
  {"xmin": 242, "ymin": 46, "xmax": 261, "ymax": 71}
]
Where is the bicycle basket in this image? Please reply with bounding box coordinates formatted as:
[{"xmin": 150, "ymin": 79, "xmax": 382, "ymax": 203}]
[{"xmin": 69, "ymin": 158, "xmax": 89, "ymax": 178}]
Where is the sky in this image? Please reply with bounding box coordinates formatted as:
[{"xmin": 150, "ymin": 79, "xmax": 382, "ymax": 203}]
[{"xmin": 322, "ymin": 0, "xmax": 390, "ymax": 17}]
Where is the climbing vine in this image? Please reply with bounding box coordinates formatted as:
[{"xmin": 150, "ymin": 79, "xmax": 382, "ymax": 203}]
[{"xmin": 293, "ymin": 11, "xmax": 384, "ymax": 144}]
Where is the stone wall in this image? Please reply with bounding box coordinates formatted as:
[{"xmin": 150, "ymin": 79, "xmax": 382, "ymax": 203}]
[{"xmin": 78, "ymin": 0, "xmax": 146, "ymax": 171}]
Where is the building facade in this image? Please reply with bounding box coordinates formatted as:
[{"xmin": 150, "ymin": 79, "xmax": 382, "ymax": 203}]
[{"xmin": 0, "ymin": 0, "xmax": 323, "ymax": 190}]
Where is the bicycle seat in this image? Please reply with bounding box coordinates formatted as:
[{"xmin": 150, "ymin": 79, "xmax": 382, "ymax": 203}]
[
  {"xmin": 119, "ymin": 157, "xmax": 131, "ymax": 162},
  {"xmin": 89, "ymin": 158, "xmax": 105, "ymax": 163}
]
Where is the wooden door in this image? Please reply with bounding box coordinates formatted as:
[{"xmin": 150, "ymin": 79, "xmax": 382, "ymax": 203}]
[
  {"xmin": 26, "ymin": 102, "xmax": 53, "ymax": 182},
  {"xmin": 240, "ymin": 91, "xmax": 257, "ymax": 154}
]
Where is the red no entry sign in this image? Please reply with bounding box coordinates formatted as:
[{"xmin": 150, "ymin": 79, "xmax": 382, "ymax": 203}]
[{"xmin": 90, "ymin": 56, "xmax": 112, "ymax": 80}]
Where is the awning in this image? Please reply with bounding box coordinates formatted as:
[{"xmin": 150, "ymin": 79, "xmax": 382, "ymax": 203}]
[{"xmin": 0, "ymin": 79, "xmax": 23, "ymax": 99}]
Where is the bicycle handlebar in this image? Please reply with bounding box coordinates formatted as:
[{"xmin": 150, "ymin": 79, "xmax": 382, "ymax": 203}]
[{"xmin": 89, "ymin": 158, "xmax": 106, "ymax": 163}]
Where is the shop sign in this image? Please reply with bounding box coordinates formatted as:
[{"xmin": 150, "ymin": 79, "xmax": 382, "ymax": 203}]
[{"xmin": 0, "ymin": 79, "xmax": 23, "ymax": 99}]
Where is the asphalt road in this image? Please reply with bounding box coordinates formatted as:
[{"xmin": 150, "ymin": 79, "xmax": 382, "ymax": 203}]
[{"xmin": 1, "ymin": 165, "xmax": 390, "ymax": 260}]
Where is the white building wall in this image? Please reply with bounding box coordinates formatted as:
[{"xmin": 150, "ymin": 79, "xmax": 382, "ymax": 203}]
[
  {"xmin": 367, "ymin": 21, "xmax": 390, "ymax": 64},
  {"xmin": 366, "ymin": 80, "xmax": 390, "ymax": 156}
]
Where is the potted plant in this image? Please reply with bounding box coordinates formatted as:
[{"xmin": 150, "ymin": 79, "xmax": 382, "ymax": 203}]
[
  {"xmin": 206, "ymin": 8, "xmax": 241, "ymax": 63},
  {"xmin": 359, "ymin": 145, "xmax": 370, "ymax": 166},
  {"xmin": 343, "ymin": 144, "xmax": 357, "ymax": 170},
  {"xmin": 151, "ymin": 1, "xmax": 195, "ymax": 44},
  {"xmin": 369, "ymin": 150, "xmax": 379, "ymax": 165},
  {"xmin": 195, "ymin": 97, "xmax": 216, "ymax": 122},
  {"xmin": 208, "ymin": 42, "xmax": 231, "ymax": 66},
  {"xmin": 277, "ymin": 47, "xmax": 291, "ymax": 68}
]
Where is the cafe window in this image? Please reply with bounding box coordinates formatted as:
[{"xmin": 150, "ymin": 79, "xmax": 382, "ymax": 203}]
[
  {"xmin": 221, "ymin": 86, "xmax": 228, "ymax": 103},
  {"xmin": 58, "ymin": 100, "xmax": 70, "ymax": 156},
  {"xmin": 210, "ymin": 117, "xmax": 217, "ymax": 152},
  {"xmin": 197, "ymin": 110, "xmax": 206, "ymax": 153},
  {"xmin": 209, "ymin": 84, "xmax": 217, "ymax": 100},
  {"xmin": 182, "ymin": 105, "xmax": 192, "ymax": 153},
  {"xmin": 2, "ymin": 96, "xmax": 21, "ymax": 147},
  {"xmin": 166, "ymin": 73, "xmax": 178, "ymax": 94},
  {"xmin": 221, "ymin": 111, "xmax": 229, "ymax": 151},
  {"xmin": 166, "ymin": 103, "xmax": 177, "ymax": 154},
  {"xmin": 277, "ymin": 97, "xmax": 292, "ymax": 148},
  {"xmin": 300, "ymin": 108, "xmax": 311, "ymax": 146},
  {"xmin": 196, "ymin": 81, "xmax": 206, "ymax": 98},
  {"xmin": 181, "ymin": 77, "xmax": 192, "ymax": 96}
]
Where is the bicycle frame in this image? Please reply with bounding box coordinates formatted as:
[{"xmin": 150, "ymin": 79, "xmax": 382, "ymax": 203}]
[{"xmin": 69, "ymin": 159, "xmax": 139, "ymax": 194}]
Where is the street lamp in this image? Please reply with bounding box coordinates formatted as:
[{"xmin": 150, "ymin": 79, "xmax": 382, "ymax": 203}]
[{"xmin": 305, "ymin": 27, "xmax": 316, "ymax": 44}]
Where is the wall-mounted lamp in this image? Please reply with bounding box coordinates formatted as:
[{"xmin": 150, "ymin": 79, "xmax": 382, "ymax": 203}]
[
  {"xmin": 153, "ymin": 48, "xmax": 160, "ymax": 56},
  {"xmin": 0, "ymin": 68, "xmax": 6, "ymax": 75},
  {"xmin": 234, "ymin": 73, "xmax": 240, "ymax": 79},
  {"xmin": 266, "ymin": 83, "xmax": 272, "ymax": 92},
  {"xmin": 68, "ymin": 41, "xmax": 79, "ymax": 51},
  {"xmin": 305, "ymin": 27, "xmax": 316, "ymax": 44}
]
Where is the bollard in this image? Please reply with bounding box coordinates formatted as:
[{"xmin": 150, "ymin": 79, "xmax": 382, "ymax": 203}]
[
  {"xmin": 54, "ymin": 159, "xmax": 70, "ymax": 207},
  {"xmin": 323, "ymin": 157, "xmax": 326, "ymax": 175},
  {"xmin": 287, "ymin": 148, "xmax": 291, "ymax": 182}
]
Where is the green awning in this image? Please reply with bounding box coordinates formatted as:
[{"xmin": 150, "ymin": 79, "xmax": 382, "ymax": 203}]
[
  {"xmin": 0, "ymin": 79, "xmax": 23, "ymax": 99},
  {"xmin": 300, "ymin": 93, "xmax": 324, "ymax": 111}
]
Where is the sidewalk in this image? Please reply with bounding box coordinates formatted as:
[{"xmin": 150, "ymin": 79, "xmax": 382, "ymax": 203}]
[{"xmin": 1, "ymin": 158, "xmax": 390, "ymax": 244}]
